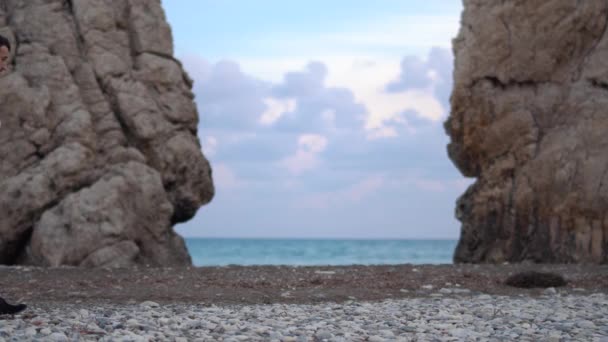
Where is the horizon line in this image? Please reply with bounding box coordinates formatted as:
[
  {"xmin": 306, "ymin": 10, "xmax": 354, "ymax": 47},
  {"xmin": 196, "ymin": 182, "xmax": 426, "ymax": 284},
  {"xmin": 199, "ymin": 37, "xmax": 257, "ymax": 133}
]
[{"xmin": 182, "ymin": 236, "xmax": 459, "ymax": 241}]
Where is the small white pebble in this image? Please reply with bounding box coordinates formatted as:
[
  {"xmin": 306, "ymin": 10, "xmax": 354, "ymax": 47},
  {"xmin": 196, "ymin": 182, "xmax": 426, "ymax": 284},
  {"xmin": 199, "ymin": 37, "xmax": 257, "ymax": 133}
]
[{"xmin": 140, "ymin": 301, "xmax": 160, "ymax": 308}]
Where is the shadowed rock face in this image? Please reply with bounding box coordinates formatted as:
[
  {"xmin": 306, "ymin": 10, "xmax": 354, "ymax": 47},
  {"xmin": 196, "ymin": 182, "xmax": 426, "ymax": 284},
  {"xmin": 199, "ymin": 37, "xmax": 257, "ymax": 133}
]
[
  {"xmin": 0, "ymin": 0, "xmax": 214, "ymax": 267},
  {"xmin": 447, "ymin": 0, "xmax": 608, "ymax": 263}
]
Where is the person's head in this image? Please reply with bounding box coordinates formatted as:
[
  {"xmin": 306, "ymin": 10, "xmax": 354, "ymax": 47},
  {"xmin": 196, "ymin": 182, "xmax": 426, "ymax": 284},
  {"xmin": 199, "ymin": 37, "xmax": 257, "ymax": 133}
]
[{"xmin": 0, "ymin": 35, "xmax": 11, "ymax": 76}]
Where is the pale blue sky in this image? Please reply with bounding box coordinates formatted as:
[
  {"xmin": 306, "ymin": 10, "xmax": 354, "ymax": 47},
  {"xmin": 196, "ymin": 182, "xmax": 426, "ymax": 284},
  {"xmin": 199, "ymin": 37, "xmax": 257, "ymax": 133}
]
[
  {"xmin": 164, "ymin": 1, "xmax": 470, "ymax": 239},
  {"xmin": 165, "ymin": 1, "xmax": 462, "ymax": 59}
]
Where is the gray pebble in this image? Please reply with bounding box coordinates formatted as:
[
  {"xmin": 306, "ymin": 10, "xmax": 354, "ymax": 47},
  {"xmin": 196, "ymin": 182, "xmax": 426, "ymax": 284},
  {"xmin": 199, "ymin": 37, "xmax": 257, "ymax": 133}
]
[
  {"xmin": 48, "ymin": 332, "xmax": 68, "ymax": 342},
  {"xmin": 577, "ymin": 320, "xmax": 596, "ymax": 329},
  {"xmin": 543, "ymin": 287, "xmax": 557, "ymax": 295},
  {"xmin": 315, "ymin": 329, "xmax": 333, "ymax": 340}
]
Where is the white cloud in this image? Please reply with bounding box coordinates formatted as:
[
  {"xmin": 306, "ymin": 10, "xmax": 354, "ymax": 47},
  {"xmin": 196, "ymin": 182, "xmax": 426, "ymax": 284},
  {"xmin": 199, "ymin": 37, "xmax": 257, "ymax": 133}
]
[
  {"xmin": 236, "ymin": 55, "xmax": 447, "ymax": 139},
  {"xmin": 320, "ymin": 56, "xmax": 447, "ymax": 138},
  {"xmin": 358, "ymin": 89, "xmax": 444, "ymax": 136},
  {"xmin": 281, "ymin": 134, "xmax": 328, "ymax": 175},
  {"xmin": 202, "ymin": 136, "xmax": 218, "ymax": 157},
  {"xmin": 321, "ymin": 56, "xmax": 445, "ymax": 139},
  {"xmin": 367, "ymin": 126, "xmax": 399, "ymax": 140},
  {"xmin": 260, "ymin": 97, "xmax": 297, "ymax": 125}
]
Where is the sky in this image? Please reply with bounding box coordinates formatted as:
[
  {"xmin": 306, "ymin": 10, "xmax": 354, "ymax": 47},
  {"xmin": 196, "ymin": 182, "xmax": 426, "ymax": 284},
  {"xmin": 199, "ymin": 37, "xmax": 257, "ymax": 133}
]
[{"xmin": 164, "ymin": 1, "xmax": 471, "ymax": 239}]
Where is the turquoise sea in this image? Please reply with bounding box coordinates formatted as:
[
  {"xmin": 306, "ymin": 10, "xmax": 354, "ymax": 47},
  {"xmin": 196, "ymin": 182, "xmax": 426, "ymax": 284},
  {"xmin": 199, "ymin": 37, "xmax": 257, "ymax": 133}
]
[{"xmin": 184, "ymin": 239, "xmax": 457, "ymax": 266}]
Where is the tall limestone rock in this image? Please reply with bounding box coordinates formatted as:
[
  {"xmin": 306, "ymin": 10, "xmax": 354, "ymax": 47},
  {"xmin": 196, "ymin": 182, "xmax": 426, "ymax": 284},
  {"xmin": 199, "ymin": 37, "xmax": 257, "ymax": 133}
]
[
  {"xmin": 447, "ymin": 0, "xmax": 608, "ymax": 263},
  {"xmin": 0, "ymin": 0, "xmax": 214, "ymax": 267}
]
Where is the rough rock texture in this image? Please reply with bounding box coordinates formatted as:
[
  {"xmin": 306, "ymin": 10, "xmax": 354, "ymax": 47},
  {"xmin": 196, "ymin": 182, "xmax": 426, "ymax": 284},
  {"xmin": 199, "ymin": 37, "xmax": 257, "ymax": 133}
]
[
  {"xmin": 0, "ymin": 0, "xmax": 214, "ymax": 267},
  {"xmin": 447, "ymin": 0, "xmax": 608, "ymax": 263}
]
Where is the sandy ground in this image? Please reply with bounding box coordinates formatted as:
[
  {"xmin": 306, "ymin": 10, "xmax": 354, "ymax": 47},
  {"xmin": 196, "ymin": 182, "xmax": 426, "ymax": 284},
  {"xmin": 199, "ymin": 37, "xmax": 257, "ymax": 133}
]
[{"xmin": 0, "ymin": 264, "xmax": 607, "ymax": 308}]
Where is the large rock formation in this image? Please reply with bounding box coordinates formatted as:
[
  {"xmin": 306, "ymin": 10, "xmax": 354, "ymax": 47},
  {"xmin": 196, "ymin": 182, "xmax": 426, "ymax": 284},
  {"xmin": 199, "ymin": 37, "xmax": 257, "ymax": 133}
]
[
  {"xmin": 0, "ymin": 0, "xmax": 214, "ymax": 267},
  {"xmin": 447, "ymin": 0, "xmax": 608, "ymax": 263}
]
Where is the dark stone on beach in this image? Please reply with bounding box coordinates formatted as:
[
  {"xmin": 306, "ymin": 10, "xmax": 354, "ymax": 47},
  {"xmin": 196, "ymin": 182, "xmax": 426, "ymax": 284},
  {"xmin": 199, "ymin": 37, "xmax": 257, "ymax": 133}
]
[
  {"xmin": 0, "ymin": 297, "xmax": 26, "ymax": 315},
  {"xmin": 504, "ymin": 271, "xmax": 567, "ymax": 288}
]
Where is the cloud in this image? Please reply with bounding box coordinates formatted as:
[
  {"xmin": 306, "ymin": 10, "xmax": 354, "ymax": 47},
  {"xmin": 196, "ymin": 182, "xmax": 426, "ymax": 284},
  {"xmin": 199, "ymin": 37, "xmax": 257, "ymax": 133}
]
[
  {"xmin": 335, "ymin": 46, "xmax": 453, "ymax": 137},
  {"xmin": 182, "ymin": 57, "xmax": 367, "ymax": 135},
  {"xmin": 231, "ymin": 52, "xmax": 452, "ymax": 138},
  {"xmin": 363, "ymin": 89, "xmax": 444, "ymax": 135},
  {"xmin": 320, "ymin": 109, "xmax": 336, "ymax": 130},
  {"xmin": 323, "ymin": 121, "xmax": 454, "ymax": 180},
  {"xmin": 321, "ymin": 56, "xmax": 438, "ymax": 133},
  {"xmin": 367, "ymin": 126, "xmax": 398, "ymax": 140},
  {"xmin": 182, "ymin": 54, "xmax": 458, "ymax": 184},
  {"xmin": 274, "ymin": 62, "xmax": 328, "ymax": 97},
  {"xmin": 168, "ymin": 1, "xmax": 468, "ymax": 239},
  {"xmin": 181, "ymin": 56, "xmax": 272, "ymax": 131},
  {"xmin": 271, "ymin": 61, "xmax": 367, "ymax": 132},
  {"xmin": 280, "ymin": 134, "xmax": 328, "ymax": 175},
  {"xmin": 386, "ymin": 47, "xmax": 453, "ymax": 109},
  {"xmin": 202, "ymin": 136, "xmax": 218, "ymax": 157},
  {"xmin": 386, "ymin": 56, "xmax": 434, "ymax": 91},
  {"xmin": 426, "ymin": 47, "xmax": 454, "ymax": 107},
  {"xmin": 260, "ymin": 97, "xmax": 297, "ymax": 125},
  {"xmin": 401, "ymin": 109, "xmax": 434, "ymax": 129},
  {"xmin": 177, "ymin": 52, "xmax": 467, "ymax": 239}
]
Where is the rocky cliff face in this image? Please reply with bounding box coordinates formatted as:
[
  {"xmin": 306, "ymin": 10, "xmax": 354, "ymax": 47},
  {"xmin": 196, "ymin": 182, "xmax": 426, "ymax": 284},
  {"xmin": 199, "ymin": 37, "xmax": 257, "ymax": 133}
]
[
  {"xmin": 447, "ymin": 0, "xmax": 608, "ymax": 263},
  {"xmin": 0, "ymin": 0, "xmax": 214, "ymax": 267}
]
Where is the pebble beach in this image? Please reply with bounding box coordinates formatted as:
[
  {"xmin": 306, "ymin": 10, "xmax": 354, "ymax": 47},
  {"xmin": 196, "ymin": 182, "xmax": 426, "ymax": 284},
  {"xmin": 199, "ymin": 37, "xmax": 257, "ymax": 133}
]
[
  {"xmin": 2, "ymin": 292, "xmax": 608, "ymax": 341},
  {"xmin": 1, "ymin": 264, "xmax": 608, "ymax": 341}
]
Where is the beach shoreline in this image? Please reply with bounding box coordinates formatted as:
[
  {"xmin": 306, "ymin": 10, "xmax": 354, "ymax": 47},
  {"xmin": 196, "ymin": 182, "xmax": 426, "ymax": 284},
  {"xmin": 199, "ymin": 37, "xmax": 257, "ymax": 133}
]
[
  {"xmin": 1, "ymin": 264, "xmax": 607, "ymax": 341},
  {"xmin": 1, "ymin": 264, "xmax": 606, "ymax": 306}
]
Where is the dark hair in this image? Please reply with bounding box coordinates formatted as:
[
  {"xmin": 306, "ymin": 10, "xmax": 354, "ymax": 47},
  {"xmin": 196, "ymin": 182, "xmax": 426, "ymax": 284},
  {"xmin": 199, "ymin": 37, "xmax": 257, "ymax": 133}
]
[{"xmin": 0, "ymin": 35, "xmax": 11, "ymax": 52}]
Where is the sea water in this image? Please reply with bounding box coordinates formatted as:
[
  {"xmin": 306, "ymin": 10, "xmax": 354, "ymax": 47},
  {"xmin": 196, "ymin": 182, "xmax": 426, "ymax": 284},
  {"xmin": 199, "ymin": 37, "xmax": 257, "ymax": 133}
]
[{"xmin": 184, "ymin": 239, "xmax": 457, "ymax": 266}]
